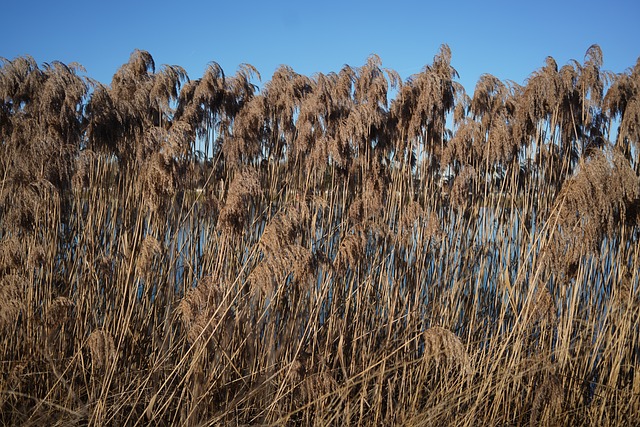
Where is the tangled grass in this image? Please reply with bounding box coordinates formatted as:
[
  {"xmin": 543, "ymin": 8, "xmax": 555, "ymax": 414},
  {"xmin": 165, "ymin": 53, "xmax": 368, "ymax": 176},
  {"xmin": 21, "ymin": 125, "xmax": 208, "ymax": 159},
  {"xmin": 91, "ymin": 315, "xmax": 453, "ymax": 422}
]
[{"xmin": 0, "ymin": 46, "xmax": 639, "ymax": 426}]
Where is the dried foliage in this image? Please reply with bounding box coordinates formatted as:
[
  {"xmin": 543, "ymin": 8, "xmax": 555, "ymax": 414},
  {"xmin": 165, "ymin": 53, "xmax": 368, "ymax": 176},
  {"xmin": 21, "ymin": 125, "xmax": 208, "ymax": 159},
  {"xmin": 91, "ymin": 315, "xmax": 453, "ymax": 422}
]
[
  {"xmin": 136, "ymin": 235, "xmax": 162, "ymax": 274},
  {"xmin": 422, "ymin": 326, "xmax": 472, "ymax": 379},
  {"xmin": 530, "ymin": 372, "xmax": 564, "ymax": 426},
  {"xmin": 548, "ymin": 148, "xmax": 640, "ymax": 276},
  {"xmin": 450, "ymin": 165, "xmax": 477, "ymax": 208},
  {"xmin": 529, "ymin": 285, "xmax": 557, "ymax": 328},
  {"xmin": 177, "ymin": 275, "xmax": 232, "ymax": 345},
  {"xmin": 0, "ymin": 274, "xmax": 25, "ymax": 332},
  {"xmin": 218, "ymin": 167, "xmax": 262, "ymax": 234},
  {"xmin": 87, "ymin": 329, "xmax": 116, "ymax": 371},
  {"xmin": 248, "ymin": 244, "xmax": 313, "ymax": 296},
  {"xmin": 1, "ymin": 46, "xmax": 639, "ymax": 426},
  {"xmin": 45, "ymin": 296, "xmax": 74, "ymax": 328},
  {"xmin": 334, "ymin": 226, "xmax": 367, "ymax": 274},
  {"xmin": 0, "ymin": 236, "xmax": 23, "ymax": 273}
]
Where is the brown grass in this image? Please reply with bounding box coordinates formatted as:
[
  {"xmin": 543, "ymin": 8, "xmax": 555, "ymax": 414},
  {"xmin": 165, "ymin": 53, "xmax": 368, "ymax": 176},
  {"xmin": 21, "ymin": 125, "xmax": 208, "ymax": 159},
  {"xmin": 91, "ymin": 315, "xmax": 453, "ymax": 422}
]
[{"xmin": 1, "ymin": 45, "xmax": 639, "ymax": 426}]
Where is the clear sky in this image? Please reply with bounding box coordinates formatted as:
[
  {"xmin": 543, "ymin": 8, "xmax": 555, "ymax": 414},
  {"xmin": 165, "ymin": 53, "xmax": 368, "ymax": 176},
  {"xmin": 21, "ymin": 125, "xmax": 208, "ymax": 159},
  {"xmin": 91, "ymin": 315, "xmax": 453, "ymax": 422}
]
[{"xmin": 2, "ymin": 0, "xmax": 639, "ymax": 95}]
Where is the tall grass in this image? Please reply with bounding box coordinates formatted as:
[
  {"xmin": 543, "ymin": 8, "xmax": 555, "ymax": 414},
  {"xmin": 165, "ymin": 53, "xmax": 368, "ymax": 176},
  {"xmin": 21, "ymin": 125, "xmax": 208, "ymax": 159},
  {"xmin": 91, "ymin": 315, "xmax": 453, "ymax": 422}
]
[{"xmin": 1, "ymin": 45, "xmax": 639, "ymax": 426}]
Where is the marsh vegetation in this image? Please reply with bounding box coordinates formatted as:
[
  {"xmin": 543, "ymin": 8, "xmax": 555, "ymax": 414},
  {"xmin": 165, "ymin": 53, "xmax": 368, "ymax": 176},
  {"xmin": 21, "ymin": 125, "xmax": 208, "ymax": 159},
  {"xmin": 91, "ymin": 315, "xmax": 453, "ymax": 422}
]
[{"xmin": 1, "ymin": 44, "xmax": 639, "ymax": 425}]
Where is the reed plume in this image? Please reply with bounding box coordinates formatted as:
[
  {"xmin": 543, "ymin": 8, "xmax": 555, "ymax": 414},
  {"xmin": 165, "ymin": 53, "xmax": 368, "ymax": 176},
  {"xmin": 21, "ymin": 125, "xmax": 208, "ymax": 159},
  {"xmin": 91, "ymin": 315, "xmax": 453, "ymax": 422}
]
[
  {"xmin": 530, "ymin": 285, "xmax": 557, "ymax": 328},
  {"xmin": 604, "ymin": 57, "xmax": 640, "ymax": 172},
  {"xmin": 530, "ymin": 372, "xmax": 564, "ymax": 426},
  {"xmin": 1, "ymin": 46, "xmax": 639, "ymax": 426},
  {"xmin": 218, "ymin": 167, "xmax": 262, "ymax": 234},
  {"xmin": 333, "ymin": 226, "xmax": 367, "ymax": 275},
  {"xmin": 0, "ymin": 236, "xmax": 23, "ymax": 273},
  {"xmin": 450, "ymin": 166, "xmax": 477, "ymax": 209},
  {"xmin": 87, "ymin": 329, "xmax": 116, "ymax": 371},
  {"xmin": 548, "ymin": 147, "xmax": 640, "ymax": 276},
  {"xmin": 0, "ymin": 274, "xmax": 25, "ymax": 332},
  {"xmin": 422, "ymin": 326, "xmax": 472, "ymax": 380},
  {"xmin": 248, "ymin": 244, "xmax": 313, "ymax": 296},
  {"xmin": 177, "ymin": 275, "xmax": 231, "ymax": 345},
  {"xmin": 45, "ymin": 296, "xmax": 74, "ymax": 328},
  {"xmin": 136, "ymin": 235, "xmax": 162, "ymax": 274}
]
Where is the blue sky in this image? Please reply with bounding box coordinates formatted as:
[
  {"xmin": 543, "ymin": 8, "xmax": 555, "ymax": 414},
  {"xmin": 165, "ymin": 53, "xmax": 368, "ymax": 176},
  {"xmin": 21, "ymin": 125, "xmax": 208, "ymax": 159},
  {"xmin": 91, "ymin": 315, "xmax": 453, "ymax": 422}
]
[{"xmin": 2, "ymin": 0, "xmax": 639, "ymax": 95}]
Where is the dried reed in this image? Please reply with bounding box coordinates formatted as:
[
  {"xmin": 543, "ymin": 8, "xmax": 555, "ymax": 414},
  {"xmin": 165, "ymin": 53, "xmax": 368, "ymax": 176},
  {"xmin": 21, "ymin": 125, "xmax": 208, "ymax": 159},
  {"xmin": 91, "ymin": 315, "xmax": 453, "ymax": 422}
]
[{"xmin": 1, "ymin": 45, "xmax": 639, "ymax": 426}]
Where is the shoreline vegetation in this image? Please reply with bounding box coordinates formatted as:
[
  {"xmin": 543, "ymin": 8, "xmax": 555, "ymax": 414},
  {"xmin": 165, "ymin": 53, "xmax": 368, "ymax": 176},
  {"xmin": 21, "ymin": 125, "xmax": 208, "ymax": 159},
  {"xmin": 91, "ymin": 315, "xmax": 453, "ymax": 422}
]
[{"xmin": 1, "ymin": 44, "xmax": 639, "ymax": 425}]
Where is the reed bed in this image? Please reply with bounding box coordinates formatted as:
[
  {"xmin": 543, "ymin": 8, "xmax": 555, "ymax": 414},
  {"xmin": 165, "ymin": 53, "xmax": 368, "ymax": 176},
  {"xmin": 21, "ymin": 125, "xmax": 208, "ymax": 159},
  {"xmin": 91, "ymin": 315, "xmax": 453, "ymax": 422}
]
[{"xmin": 1, "ymin": 45, "xmax": 639, "ymax": 426}]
